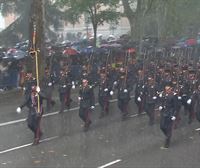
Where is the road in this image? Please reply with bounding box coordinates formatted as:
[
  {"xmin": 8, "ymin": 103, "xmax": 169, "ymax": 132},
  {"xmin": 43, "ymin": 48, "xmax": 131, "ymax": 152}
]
[{"xmin": 0, "ymin": 89, "xmax": 200, "ymax": 168}]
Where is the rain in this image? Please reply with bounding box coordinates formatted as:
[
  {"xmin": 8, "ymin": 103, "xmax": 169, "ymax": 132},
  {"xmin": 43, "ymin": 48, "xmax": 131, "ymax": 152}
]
[{"xmin": 0, "ymin": 0, "xmax": 200, "ymax": 168}]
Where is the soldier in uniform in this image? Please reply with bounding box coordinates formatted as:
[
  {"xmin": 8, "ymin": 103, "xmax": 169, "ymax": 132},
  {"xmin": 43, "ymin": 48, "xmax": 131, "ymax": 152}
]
[
  {"xmin": 78, "ymin": 78, "xmax": 95, "ymax": 131},
  {"xmin": 135, "ymin": 69, "xmax": 145, "ymax": 115},
  {"xmin": 160, "ymin": 69, "xmax": 172, "ymax": 90},
  {"xmin": 194, "ymin": 84, "xmax": 200, "ymax": 122},
  {"xmin": 16, "ymin": 85, "xmax": 52, "ymax": 145},
  {"xmin": 117, "ymin": 69, "xmax": 132, "ymax": 120},
  {"xmin": 41, "ymin": 68, "xmax": 55, "ymax": 112},
  {"xmin": 98, "ymin": 72, "xmax": 112, "ymax": 118},
  {"xmin": 185, "ymin": 69, "xmax": 197, "ymax": 124},
  {"xmin": 143, "ymin": 76, "xmax": 158, "ymax": 125},
  {"xmin": 23, "ymin": 72, "xmax": 36, "ymax": 101},
  {"xmin": 171, "ymin": 79, "xmax": 182, "ymax": 129},
  {"xmin": 58, "ymin": 69, "xmax": 74, "ymax": 113},
  {"xmin": 159, "ymin": 85, "xmax": 177, "ymax": 148}
]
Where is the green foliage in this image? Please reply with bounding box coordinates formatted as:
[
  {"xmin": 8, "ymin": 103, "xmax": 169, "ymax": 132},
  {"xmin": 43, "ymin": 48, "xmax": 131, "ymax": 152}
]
[
  {"xmin": 122, "ymin": 0, "xmax": 200, "ymax": 39},
  {"xmin": 57, "ymin": 0, "xmax": 121, "ymax": 46}
]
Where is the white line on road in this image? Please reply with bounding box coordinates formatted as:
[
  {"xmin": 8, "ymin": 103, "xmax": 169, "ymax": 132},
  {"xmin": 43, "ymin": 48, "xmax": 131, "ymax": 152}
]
[
  {"xmin": 0, "ymin": 96, "xmax": 135, "ymax": 127},
  {"xmin": 0, "ymin": 96, "xmax": 139, "ymax": 155},
  {"xmin": 195, "ymin": 128, "xmax": 200, "ymax": 131},
  {"xmin": 0, "ymin": 136, "xmax": 59, "ymax": 154},
  {"xmin": 98, "ymin": 159, "xmax": 122, "ymax": 168}
]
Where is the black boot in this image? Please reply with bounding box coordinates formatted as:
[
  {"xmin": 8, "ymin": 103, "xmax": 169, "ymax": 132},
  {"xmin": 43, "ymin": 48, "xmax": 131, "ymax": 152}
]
[{"xmin": 164, "ymin": 138, "xmax": 170, "ymax": 148}]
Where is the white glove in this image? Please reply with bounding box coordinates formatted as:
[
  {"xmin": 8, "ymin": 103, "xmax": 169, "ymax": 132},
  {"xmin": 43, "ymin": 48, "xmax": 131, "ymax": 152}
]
[
  {"xmin": 110, "ymin": 91, "xmax": 114, "ymax": 95},
  {"xmin": 48, "ymin": 82, "xmax": 52, "ymax": 86},
  {"xmin": 63, "ymin": 85, "xmax": 66, "ymax": 88},
  {"xmin": 153, "ymin": 96, "xmax": 157, "ymax": 100},
  {"xmin": 72, "ymin": 81, "xmax": 75, "ymax": 85},
  {"xmin": 187, "ymin": 99, "xmax": 192, "ymax": 105},
  {"xmin": 72, "ymin": 85, "xmax": 75, "ymax": 89},
  {"xmin": 113, "ymin": 81, "xmax": 117, "ymax": 85},
  {"xmin": 78, "ymin": 97, "xmax": 81, "ymax": 100},
  {"xmin": 171, "ymin": 116, "xmax": 176, "ymax": 121},
  {"xmin": 137, "ymin": 97, "xmax": 141, "ymax": 102},
  {"xmin": 23, "ymin": 87, "xmax": 26, "ymax": 91},
  {"xmin": 36, "ymin": 86, "xmax": 40, "ymax": 93},
  {"xmin": 159, "ymin": 93, "xmax": 162, "ymax": 98},
  {"xmin": 158, "ymin": 106, "xmax": 163, "ymax": 111},
  {"xmin": 178, "ymin": 96, "xmax": 182, "ymax": 100},
  {"xmin": 91, "ymin": 106, "xmax": 95, "ymax": 109},
  {"xmin": 16, "ymin": 107, "xmax": 21, "ymax": 114},
  {"xmin": 104, "ymin": 88, "xmax": 108, "ymax": 92},
  {"xmin": 124, "ymin": 89, "xmax": 128, "ymax": 93}
]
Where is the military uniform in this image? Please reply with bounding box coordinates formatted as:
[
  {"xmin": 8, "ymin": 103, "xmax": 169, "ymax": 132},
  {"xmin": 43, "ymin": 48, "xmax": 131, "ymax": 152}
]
[
  {"xmin": 23, "ymin": 72, "xmax": 36, "ymax": 101},
  {"xmin": 143, "ymin": 77, "xmax": 158, "ymax": 125},
  {"xmin": 180, "ymin": 70, "xmax": 197, "ymax": 124},
  {"xmin": 135, "ymin": 78, "xmax": 145, "ymax": 115},
  {"xmin": 41, "ymin": 69, "xmax": 55, "ymax": 112},
  {"xmin": 98, "ymin": 73, "xmax": 112, "ymax": 118},
  {"xmin": 117, "ymin": 72, "xmax": 132, "ymax": 120},
  {"xmin": 78, "ymin": 79, "xmax": 95, "ymax": 131},
  {"xmin": 17, "ymin": 86, "xmax": 49, "ymax": 145},
  {"xmin": 58, "ymin": 70, "xmax": 73, "ymax": 113},
  {"xmin": 159, "ymin": 85, "xmax": 177, "ymax": 148}
]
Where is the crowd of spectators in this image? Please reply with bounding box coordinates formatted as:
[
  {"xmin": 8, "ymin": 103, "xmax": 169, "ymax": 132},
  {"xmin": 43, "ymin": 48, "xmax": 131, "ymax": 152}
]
[{"xmin": 0, "ymin": 59, "xmax": 24, "ymax": 91}]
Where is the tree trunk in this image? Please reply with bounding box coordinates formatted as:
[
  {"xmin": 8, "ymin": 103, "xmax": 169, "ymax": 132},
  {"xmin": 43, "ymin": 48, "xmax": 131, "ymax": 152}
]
[
  {"xmin": 30, "ymin": 0, "xmax": 45, "ymax": 81},
  {"xmin": 93, "ymin": 23, "xmax": 97, "ymax": 47},
  {"xmin": 121, "ymin": 0, "xmax": 136, "ymax": 39}
]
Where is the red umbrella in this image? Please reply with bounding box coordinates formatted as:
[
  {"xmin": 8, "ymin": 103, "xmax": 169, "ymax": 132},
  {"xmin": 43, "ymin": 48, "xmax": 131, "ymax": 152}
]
[
  {"xmin": 186, "ymin": 38, "xmax": 197, "ymax": 46},
  {"xmin": 63, "ymin": 48, "xmax": 79, "ymax": 55},
  {"xmin": 127, "ymin": 48, "xmax": 136, "ymax": 53}
]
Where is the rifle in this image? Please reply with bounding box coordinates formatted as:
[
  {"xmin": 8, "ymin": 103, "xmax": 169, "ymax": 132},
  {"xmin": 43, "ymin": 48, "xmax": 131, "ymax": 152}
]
[
  {"xmin": 87, "ymin": 48, "xmax": 94, "ymax": 74},
  {"xmin": 123, "ymin": 49, "xmax": 129, "ymax": 88},
  {"xmin": 105, "ymin": 50, "xmax": 111, "ymax": 76}
]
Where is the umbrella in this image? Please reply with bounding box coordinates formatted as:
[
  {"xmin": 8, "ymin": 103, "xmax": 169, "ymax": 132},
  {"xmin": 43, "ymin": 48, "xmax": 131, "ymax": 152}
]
[
  {"xmin": 3, "ymin": 49, "xmax": 27, "ymax": 61},
  {"xmin": 12, "ymin": 50, "xmax": 27, "ymax": 60},
  {"xmin": 63, "ymin": 47, "xmax": 79, "ymax": 56},
  {"xmin": 186, "ymin": 38, "xmax": 197, "ymax": 46},
  {"xmin": 80, "ymin": 46, "xmax": 94, "ymax": 54},
  {"xmin": 126, "ymin": 48, "xmax": 136, "ymax": 53}
]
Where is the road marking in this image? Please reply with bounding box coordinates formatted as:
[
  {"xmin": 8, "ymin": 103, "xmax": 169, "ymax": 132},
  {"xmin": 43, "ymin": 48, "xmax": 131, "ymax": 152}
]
[
  {"xmin": 0, "ymin": 136, "xmax": 58, "ymax": 154},
  {"xmin": 195, "ymin": 128, "xmax": 200, "ymax": 131},
  {"xmin": 98, "ymin": 159, "xmax": 122, "ymax": 168},
  {"xmin": 130, "ymin": 112, "xmax": 146, "ymax": 118},
  {"xmin": 0, "ymin": 96, "xmax": 135, "ymax": 127}
]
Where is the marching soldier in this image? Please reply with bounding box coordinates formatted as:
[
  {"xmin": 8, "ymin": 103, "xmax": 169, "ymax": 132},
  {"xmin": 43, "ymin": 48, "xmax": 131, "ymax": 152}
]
[
  {"xmin": 159, "ymin": 85, "xmax": 177, "ymax": 148},
  {"xmin": 58, "ymin": 69, "xmax": 74, "ymax": 113},
  {"xmin": 186, "ymin": 69, "xmax": 197, "ymax": 124},
  {"xmin": 135, "ymin": 69, "xmax": 145, "ymax": 115},
  {"xmin": 16, "ymin": 85, "xmax": 52, "ymax": 145},
  {"xmin": 194, "ymin": 84, "xmax": 200, "ymax": 122},
  {"xmin": 172, "ymin": 79, "xmax": 182, "ymax": 129},
  {"xmin": 78, "ymin": 78, "xmax": 95, "ymax": 131},
  {"xmin": 143, "ymin": 76, "xmax": 158, "ymax": 125},
  {"xmin": 23, "ymin": 72, "xmax": 36, "ymax": 101},
  {"xmin": 117, "ymin": 70, "xmax": 132, "ymax": 120},
  {"xmin": 41, "ymin": 68, "xmax": 55, "ymax": 112},
  {"xmin": 160, "ymin": 69, "xmax": 172, "ymax": 90},
  {"xmin": 98, "ymin": 72, "xmax": 112, "ymax": 118}
]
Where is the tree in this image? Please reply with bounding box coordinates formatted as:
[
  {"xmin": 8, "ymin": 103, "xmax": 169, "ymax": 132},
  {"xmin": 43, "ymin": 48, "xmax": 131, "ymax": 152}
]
[
  {"xmin": 122, "ymin": 0, "xmax": 155, "ymax": 40},
  {"xmin": 0, "ymin": 0, "xmax": 64, "ymax": 46},
  {"xmin": 57, "ymin": 0, "xmax": 121, "ymax": 46},
  {"xmin": 0, "ymin": 0, "xmax": 31, "ymax": 46}
]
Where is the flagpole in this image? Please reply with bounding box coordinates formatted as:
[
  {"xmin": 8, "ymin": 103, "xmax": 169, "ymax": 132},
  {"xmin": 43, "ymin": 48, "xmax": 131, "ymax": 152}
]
[{"xmin": 31, "ymin": 22, "xmax": 40, "ymax": 113}]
